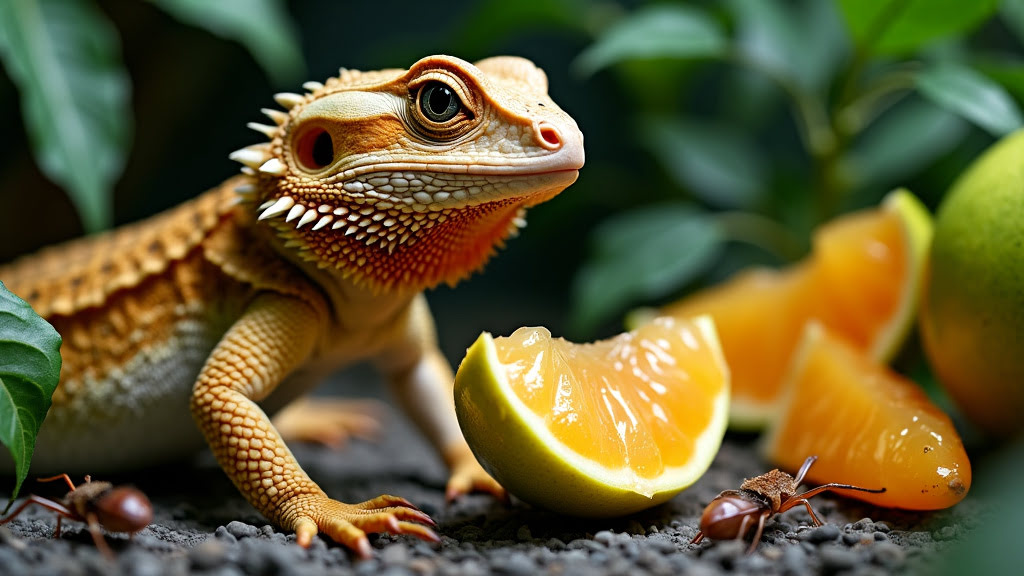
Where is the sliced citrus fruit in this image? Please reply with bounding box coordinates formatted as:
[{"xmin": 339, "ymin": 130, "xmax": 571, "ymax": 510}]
[
  {"xmin": 762, "ymin": 322, "xmax": 971, "ymax": 510},
  {"xmin": 655, "ymin": 188, "xmax": 932, "ymax": 428},
  {"xmin": 453, "ymin": 315, "xmax": 730, "ymax": 517}
]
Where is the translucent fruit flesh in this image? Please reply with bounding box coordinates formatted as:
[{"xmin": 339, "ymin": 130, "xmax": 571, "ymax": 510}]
[
  {"xmin": 762, "ymin": 323, "xmax": 970, "ymax": 510},
  {"xmin": 658, "ymin": 189, "xmax": 930, "ymax": 427},
  {"xmin": 454, "ymin": 316, "xmax": 730, "ymax": 517}
]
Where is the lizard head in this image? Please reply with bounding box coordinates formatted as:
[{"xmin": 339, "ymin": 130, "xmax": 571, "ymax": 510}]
[{"xmin": 230, "ymin": 54, "xmax": 584, "ymax": 293}]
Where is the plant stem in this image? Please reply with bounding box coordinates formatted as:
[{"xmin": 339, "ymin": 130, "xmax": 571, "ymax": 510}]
[{"xmin": 714, "ymin": 211, "xmax": 806, "ymax": 262}]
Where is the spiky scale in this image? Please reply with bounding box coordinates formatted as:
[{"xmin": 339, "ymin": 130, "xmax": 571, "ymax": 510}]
[
  {"xmin": 286, "ymin": 205, "xmax": 307, "ymax": 223},
  {"xmin": 259, "ymin": 158, "xmax": 287, "ymax": 176},
  {"xmin": 296, "ymin": 211, "xmax": 318, "ymax": 229},
  {"xmin": 274, "ymin": 92, "xmax": 305, "ymax": 109},
  {"xmin": 247, "ymin": 122, "xmax": 278, "ymax": 139},
  {"xmin": 258, "ymin": 197, "xmax": 295, "ymax": 220},
  {"xmin": 262, "ymin": 108, "xmax": 289, "ymax": 126}
]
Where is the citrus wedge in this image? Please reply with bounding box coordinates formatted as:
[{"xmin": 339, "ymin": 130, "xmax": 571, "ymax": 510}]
[
  {"xmin": 656, "ymin": 188, "xmax": 932, "ymax": 428},
  {"xmin": 762, "ymin": 322, "xmax": 971, "ymax": 510},
  {"xmin": 453, "ymin": 315, "xmax": 730, "ymax": 517}
]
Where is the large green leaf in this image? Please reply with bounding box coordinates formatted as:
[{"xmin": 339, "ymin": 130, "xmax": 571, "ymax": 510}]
[
  {"xmin": 569, "ymin": 204, "xmax": 724, "ymax": 336},
  {"xmin": 573, "ymin": 4, "xmax": 727, "ymax": 77},
  {"xmin": 0, "ymin": 282, "xmax": 62, "ymax": 507},
  {"xmin": 842, "ymin": 98, "xmax": 968, "ymax": 194},
  {"xmin": 838, "ymin": 0, "xmax": 998, "ymax": 56},
  {"xmin": 916, "ymin": 63, "xmax": 1023, "ymax": 137},
  {"xmin": 728, "ymin": 0, "xmax": 848, "ymax": 91},
  {"xmin": 0, "ymin": 0, "xmax": 131, "ymax": 232},
  {"xmin": 149, "ymin": 0, "xmax": 304, "ymax": 86},
  {"xmin": 641, "ymin": 117, "xmax": 767, "ymax": 210}
]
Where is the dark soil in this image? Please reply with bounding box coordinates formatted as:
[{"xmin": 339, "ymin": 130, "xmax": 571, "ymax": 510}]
[{"xmin": 0, "ymin": 370, "xmax": 986, "ymax": 576}]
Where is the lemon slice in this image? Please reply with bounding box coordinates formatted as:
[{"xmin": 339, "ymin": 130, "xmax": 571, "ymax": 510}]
[{"xmin": 454, "ymin": 315, "xmax": 729, "ymax": 517}]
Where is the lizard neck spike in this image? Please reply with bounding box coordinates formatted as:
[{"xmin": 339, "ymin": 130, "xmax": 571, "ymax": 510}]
[
  {"xmin": 273, "ymin": 92, "xmax": 305, "ymax": 110},
  {"xmin": 262, "ymin": 108, "xmax": 289, "ymax": 126}
]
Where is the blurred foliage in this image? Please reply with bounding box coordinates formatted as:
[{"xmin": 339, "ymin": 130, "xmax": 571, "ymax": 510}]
[
  {"xmin": 0, "ymin": 0, "xmax": 302, "ymax": 232},
  {"xmin": 7, "ymin": 0, "xmax": 1023, "ymax": 336},
  {"xmin": 566, "ymin": 0, "xmax": 1024, "ymax": 335}
]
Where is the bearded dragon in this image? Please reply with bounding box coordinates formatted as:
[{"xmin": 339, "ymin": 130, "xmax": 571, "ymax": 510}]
[{"xmin": 0, "ymin": 55, "xmax": 584, "ymax": 556}]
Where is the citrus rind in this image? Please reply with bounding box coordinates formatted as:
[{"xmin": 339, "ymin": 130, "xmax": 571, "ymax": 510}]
[
  {"xmin": 454, "ymin": 315, "xmax": 730, "ymax": 517},
  {"xmin": 870, "ymin": 187, "xmax": 933, "ymax": 361}
]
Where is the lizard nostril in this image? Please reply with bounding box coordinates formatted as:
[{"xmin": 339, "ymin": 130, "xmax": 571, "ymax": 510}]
[{"xmin": 536, "ymin": 122, "xmax": 562, "ymax": 150}]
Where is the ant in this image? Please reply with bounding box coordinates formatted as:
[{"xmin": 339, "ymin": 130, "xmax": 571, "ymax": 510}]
[
  {"xmin": 0, "ymin": 474, "xmax": 153, "ymax": 558},
  {"xmin": 691, "ymin": 455, "xmax": 885, "ymax": 554}
]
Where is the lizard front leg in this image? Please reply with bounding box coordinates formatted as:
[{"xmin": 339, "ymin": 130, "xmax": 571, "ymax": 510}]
[
  {"xmin": 376, "ymin": 296, "xmax": 505, "ymax": 502},
  {"xmin": 190, "ymin": 293, "xmax": 437, "ymax": 556}
]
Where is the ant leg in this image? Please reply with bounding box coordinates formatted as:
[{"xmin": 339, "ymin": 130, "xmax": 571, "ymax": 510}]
[
  {"xmin": 690, "ymin": 531, "xmax": 705, "ymax": 545},
  {"xmin": 734, "ymin": 514, "xmax": 753, "ymax": 545},
  {"xmin": 37, "ymin": 474, "xmax": 77, "ymax": 492},
  {"xmin": 55, "ymin": 516, "xmax": 62, "ymax": 539},
  {"xmin": 776, "ymin": 495, "xmax": 825, "ymax": 525},
  {"xmin": 792, "ymin": 456, "xmax": 818, "ymax": 485},
  {"xmin": 85, "ymin": 512, "xmax": 114, "ymax": 560},
  {"xmin": 791, "ymin": 483, "xmax": 887, "ymax": 502},
  {"xmin": 745, "ymin": 511, "xmax": 770, "ymax": 554},
  {"xmin": 0, "ymin": 495, "xmax": 74, "ymax": 527}
]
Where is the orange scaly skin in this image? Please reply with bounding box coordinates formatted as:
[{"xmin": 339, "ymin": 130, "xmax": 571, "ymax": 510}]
[{"xmin": 0, "ymin": 55, "xmax": 584, "ymax": 556}]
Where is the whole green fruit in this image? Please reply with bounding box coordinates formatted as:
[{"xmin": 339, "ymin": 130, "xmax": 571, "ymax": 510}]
[{"xmin": 920, "ymin": 129, "xmax": 1024, "ymax": 438}]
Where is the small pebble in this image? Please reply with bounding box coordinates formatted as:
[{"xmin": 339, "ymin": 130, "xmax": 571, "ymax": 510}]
[
  {"xmin": 224, "ymin": 521, "xmax": 260, "ymax": 540},
  {"xmin": 593, "ymin": 530, "xmax": 616, "ymax": 547},
  {"xmin": 852, "ymin": 518, "xmax": 875, "ymax": 531},
  {"xmin": 213, "ymin": 526, "xmax": 237, "ymax": 544},
  {"xmin": 381, "ymin": 544, "xmax": 410, "ymax": 565},
  {"xmin": 491, "ymin": 554, "xmax": 536, "ymax": 576},
  {"xmin": 872, "ymin": 542, "xmax": 906, "ymax": 568},
  {"xmin": 783, "ymin": 544, "xmax": 808, "ymax": 574},
  {"xmin": 545, "ymin": 537, "xmax": 566, "ymax": 550},
  {"xmin": 820, "ymin": 546, "xmax": 859, "ymax": 572},
  {"xmin": 189, "ymin": 538, "xmax": 229, "ymax": 570},
  {"xmin": 874, "ymin": 531, "xmax": 889, "ymax": 542},
  {"xmin": 516, "ymin": 525, "xmax": 532, "ymax": 541},
  {"xmin": 800, "ymin": 524, "xmax": 840, "ymax": 544},
  {"xmin": 874, "ymin": 522, "xmax": 891, "ymax": 533}
]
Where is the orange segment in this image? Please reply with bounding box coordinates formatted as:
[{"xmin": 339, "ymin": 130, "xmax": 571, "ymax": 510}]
[
  {"xmin": 660, "ymin": 265, "xmax": 811, "ymax": 424},
  {"xmin": 762, "ymin": 322, "xmax": 971, "ymax": 510},
  {"xmin": 454, "ymin": 316, "xmax": 730, "ymax": 517},
  {"xmin": 654, "ymin": 189, "xmax": 931, "ymax": 428}
]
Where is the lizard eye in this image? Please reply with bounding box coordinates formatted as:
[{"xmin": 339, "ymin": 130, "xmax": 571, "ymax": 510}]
[
  {"xmin": 418, "ymin": 82, "xmax": 461, "ymax": 123},
  {"xmin": 295, "ymin": 127, "xmax": 335, "ymax": 171}
]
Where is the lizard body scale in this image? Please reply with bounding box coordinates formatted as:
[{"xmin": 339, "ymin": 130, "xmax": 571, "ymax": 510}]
[{"xmin": 0, "ymin": 55, "xmax": 584, "ymax": 555}]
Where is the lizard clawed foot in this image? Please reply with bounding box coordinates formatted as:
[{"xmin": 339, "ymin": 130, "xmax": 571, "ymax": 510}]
[
  {"xmin": 444, "ymin": 445, "xmax": 508, "ymax": 504},
  {"xmin": 272, "ymin": 397, "xmax": 384, "ymax": 449},
  {"xmin": 289, "ymin": 494, "xmax": 438, "ymax": 558}
]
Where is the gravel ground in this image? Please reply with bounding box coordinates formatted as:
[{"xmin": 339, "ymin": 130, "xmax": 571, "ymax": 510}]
[{"xmin": 0, "ymin": 371, "xmax": 987, "ymax": 576}]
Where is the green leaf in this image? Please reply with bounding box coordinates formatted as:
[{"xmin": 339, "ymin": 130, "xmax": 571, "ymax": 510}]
[
  {"xmin": 148, "ymin": 0, "xmax": 304, "ymax": 86},
  {"xmin": 569, "ymin": 204, "xmax": 724, "ymax": 335},
  {"xmin": 0, "ymin": 282, "xmax": 62, "ymax": 507},
  {"xmin": 450, "ymin": 0, "xmax": 591, "ymax": 55},
  {"xmin": 973, "ymin": 56, "xmax": 1024, "ymax": 104},
  {"xmin": 0, "ymin": 0, "xmax": 131, "ymax": 232},
  {"xmin": 641, "ymin": 118, "xmax": 767, "ymax": 210},
  {"xmin": 573, "ymin": 4, "xmax": 727, "ymax": 77},
  {"xmin": 728, "ymin": 0, "xmax": 848, "ymax": 91},
  {"xmin": 916, "ymin": 63, "xmax": 1023, "ymax": 136},
  {"xmin": 1000, "ymin": 0, "xmax": 1024, "ymax": 49},
  {"xmin": 838, "ymin": 0, "xmax": 998, "ymax": 56},
  {"xmin": 842, "ymin": 98, "xmax": 969, "ymax": 193}
]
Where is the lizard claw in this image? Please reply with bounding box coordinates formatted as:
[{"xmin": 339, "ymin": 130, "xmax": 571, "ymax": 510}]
[{"xmin": 287, "ymin": 494, "xmax": 438, "ymax": 557}]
